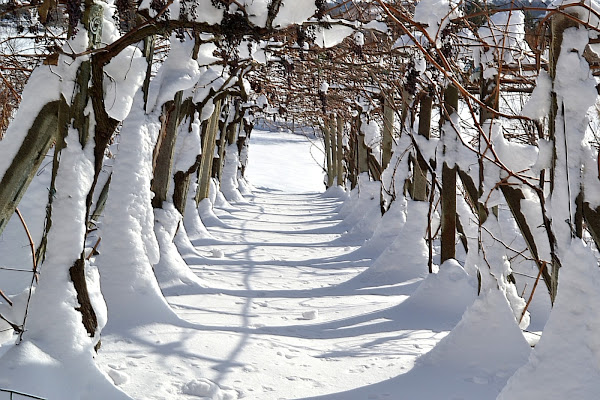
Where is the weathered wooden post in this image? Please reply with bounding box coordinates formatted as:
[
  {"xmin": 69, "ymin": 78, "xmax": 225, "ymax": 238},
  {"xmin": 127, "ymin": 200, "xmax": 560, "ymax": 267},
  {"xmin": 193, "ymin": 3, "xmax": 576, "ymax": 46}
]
[
  {"xmin": 356, "ymin": 115, "xmax": 370, "ymax": 177},
  {"xmin": 322, "ymin": 117, "xmax": 334, "ymax": 187},
  {"xmin": 336, "ymin": 115, "xmax": 344, "ymax": 187},
  {"xmin": 151, "ymin": 91, "xmax": 184, "ymax": 208},
  {"xmin": 196, "ymin": 98, "xmax": 222, "ymax": 204},
  {"xmin": 329, "ymin": 116, "xmax": 339, "ymax": 185},
  {"xmin": 412, "ymin": 94, "xmax": 432, "ymax": 201},
  {"xmin": 546, "ymin": 14, "xmax": 580, "ymax": 303},
  {"xmin": 0, "ymin": 100, "xmax": 66, "ymax": 237},
  {"xmin": 440, "ymin": 85, "xmax": 459, "ymax": 264},
  {"xmin": 382, "ymin": 95, "xmax": 394, "ymax": 171}
]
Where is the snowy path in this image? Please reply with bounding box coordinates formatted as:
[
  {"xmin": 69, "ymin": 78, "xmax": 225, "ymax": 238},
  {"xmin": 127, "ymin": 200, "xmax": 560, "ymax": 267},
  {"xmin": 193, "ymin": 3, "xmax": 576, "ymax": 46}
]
[
  {"xmin": 95, "ymin": 130, "xmax": 530, "ymax": 400},
  {"xmin": 95, "ymin": 130, "xmax": 445, "ymax": 399},
  {"xmin": 175, "ymin": 190, "xmax": 442, "ymax": 397},
  {"xmin": 98, "ymin": 187, "xmax": 442, "ymax": 399}
]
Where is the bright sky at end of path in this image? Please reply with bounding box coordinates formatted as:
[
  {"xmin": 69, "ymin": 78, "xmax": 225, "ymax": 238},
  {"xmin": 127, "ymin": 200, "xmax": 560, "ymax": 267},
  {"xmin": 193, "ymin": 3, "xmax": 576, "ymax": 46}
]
[{"xmin": 246, "ymin": 128, "xmax": 325, "ymax": 193}]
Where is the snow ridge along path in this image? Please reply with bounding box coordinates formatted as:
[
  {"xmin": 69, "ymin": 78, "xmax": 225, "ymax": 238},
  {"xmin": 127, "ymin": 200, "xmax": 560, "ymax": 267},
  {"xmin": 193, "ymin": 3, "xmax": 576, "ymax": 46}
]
[{"xmin": 96, "ymin": 130, "xmax": 529, "ymax": 400}]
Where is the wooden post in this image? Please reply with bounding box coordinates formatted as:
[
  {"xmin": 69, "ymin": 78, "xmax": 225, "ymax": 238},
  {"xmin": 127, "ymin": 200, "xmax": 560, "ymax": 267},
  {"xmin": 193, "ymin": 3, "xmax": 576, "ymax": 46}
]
[
  {"xmin": 547, "ymin": 14, "xmax": 579, "ymax": 303},
  {"xmin": 213, "ymin": 102, "xmax": 231, "ymax": 181},
  {"xmin": 196, "ymin": 98, "xmax": 222, "ymax": 204},
  {"xmin": 382, "ymin": 95, "xmax": 394, "ymax": 171},
  {"xmin": 142, "ymin": 36, "xmax": 155, "ymax": 110},
  {"xmin": 336, "ymin": 115, "xmax": 344, "ymax": 187},
  {"xmin": 412, "ymin": 94, "xmax": 432, "ymax": 201},
  {"xmin": 441, "ymin": 85, "xmax": 459, "ymax": 264},
  {"xmin": 356, "ymin": 116, "xmax": 369, "ymax": 175},
  {"xmin": 347, "ymin": 116, "xmax": 358, "ymax": 188},
  {"xmin": 400, "ymin": 88, "xmax": 412, "ymax": 136},
  {"xmin": 0, "ymin": 100, "xmax": 67, "ymax": 237},
  {"xmin": 151, "ymin": 90, "xmax": 183, "ymax": 209},
  {"xmin": 322, "ymin": 120, "xmax": 334, "ymax": 187},
  {"xmin": 329, "ymin": 116, "xmax": 338, "ymax": 186}
]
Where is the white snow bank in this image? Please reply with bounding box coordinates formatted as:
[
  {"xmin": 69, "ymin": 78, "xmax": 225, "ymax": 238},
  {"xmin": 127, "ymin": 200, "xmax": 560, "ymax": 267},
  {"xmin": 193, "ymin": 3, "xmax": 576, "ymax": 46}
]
[
  {"xmin": 353, "ymin": 200, "xmax": 430, "ymax": 286},
  {"xmin": 398, "ymin": 259, "xmax": 477, "ymax": 329},
  {"xmin": 498, "ymin": 241, "xmax": 600, "ymax": 399},
  {"xmin": 97, "ymin": 93, "xmax": 180, "ymax": 329},
  {"xmin": 154, "ymin": 204, "xmax": 205, "ymax": 292},
  {"xmin": 221, "ymin": 144, "xmax": 246, "ymax": 203}
]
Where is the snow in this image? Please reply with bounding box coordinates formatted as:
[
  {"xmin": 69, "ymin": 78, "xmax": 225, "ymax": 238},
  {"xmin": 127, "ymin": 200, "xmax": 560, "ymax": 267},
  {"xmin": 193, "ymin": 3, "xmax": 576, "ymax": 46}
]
[
  {"xmin": 0, "ymin": 118, "xmax": 589, "ymax": 400},
  {"xmin": 313, "ymin": 24, "xmax": 355, "ymax": 48},
  {"xmin": 498, "ymin": 241, "xmax": 600, "ymax": 399},
  {"xmin": 273, "ymin": 0, "xmax": 317, "ymax": 28},
  {"xmin": 147, "ymin": 36, "xmax": 202, "ymax": 112},
  {"xmin": 2, "ymin": 4, "xmax": 600, "ymax": 397},
  {"xmin": 96, "ymin": 92, "xmax": 181, "ymax": 329},
  {"xmin": 103, "ymin": 45, "xmax": 147, "ymax": 121},
  {"xmin": 521, "ymin": 70, "xmax": 551, "ymax": 120},
  {"xmin": 220, "ymin": 144, "xmax": 246, "ymax": 203},
  {"xmin": 414, "ymin": 0, "xmax": 460, "ymax": 43},
  {"xmin": 245, "ymin": 129, "xmax": 324, "ymax": 193}
]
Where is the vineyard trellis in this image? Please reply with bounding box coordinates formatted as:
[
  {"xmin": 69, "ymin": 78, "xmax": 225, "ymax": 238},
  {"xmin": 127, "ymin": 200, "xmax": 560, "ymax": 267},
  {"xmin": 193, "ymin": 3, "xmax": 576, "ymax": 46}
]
[{"xmin": 0, "ymin": 0, "xmax": 598, "ymax": 397}]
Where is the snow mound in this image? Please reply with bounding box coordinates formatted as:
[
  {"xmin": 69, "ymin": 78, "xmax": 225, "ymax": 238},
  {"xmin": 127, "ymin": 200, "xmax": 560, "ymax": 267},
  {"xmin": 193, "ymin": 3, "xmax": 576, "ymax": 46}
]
[
  {"xmin": 497, "ymin": 241, "xmax": 600, "ymax": 399},
  {"xmin": 321, "ymin": 185, "xmax": 347, "ymax": 198},
  {"xmin": 302, "ymin": 310, "xmax": 319, "ymax": 320},
  {"xmin": 0, "ymin": 341, "xmax": 131, "ymax": 399},
  {"xmin": 421, "ymin": 289, "xmax": 530, "ymax": 370},
  {"xmin": 107, "ymin": 368, "xmax": 130, "ymax": 386},
  {"xmin": 183, "ymin": 183, "xmax": 216, "ymax": 241},
  {"xmin": 397, "ymin": 259, "xmax": 477, "ymax": 329},
  {"xmin": 350, "ymin": 198, "xmax": 405, "ymax": 259},
  {"xmin": 153, "ymin": 204, "xmax": 205, "ymax": 292},
  {"xmin": 353, "ymin": 200, "xmax": 429, "ymax": 286},
  {"xmin": 181, "ymin": 378, "xmax": 238, "ymax": 399}
]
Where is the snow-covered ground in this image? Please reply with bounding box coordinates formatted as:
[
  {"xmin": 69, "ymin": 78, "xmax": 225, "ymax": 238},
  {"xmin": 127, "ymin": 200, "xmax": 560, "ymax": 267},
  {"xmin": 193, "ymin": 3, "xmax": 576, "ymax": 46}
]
[
  {"xmin": 96, "ymin": 129, "xmax": 438, "ymax": 399},
  {"xmin": 1, "ymin": 129, "xmax": 538, "ymax": 399},
  {"xmin": 93, "ymin": 129, "xmax": 526, "ymax": 400}
]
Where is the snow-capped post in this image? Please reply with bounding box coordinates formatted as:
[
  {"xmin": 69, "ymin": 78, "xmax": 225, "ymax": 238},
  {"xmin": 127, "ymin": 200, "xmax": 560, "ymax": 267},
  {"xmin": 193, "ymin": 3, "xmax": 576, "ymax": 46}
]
[
  {"xmin": 347, "ymin": 116, "xmax": 358, "ymax": 188},
  {"xmin": 237, "ymin": 113, "xmax": 253, "ymax": 179},
  {"xmin": 412, "ymin": 93, "xmax": 432, "ymax": 202},
  {"xmin": 381, "ymin": 94, "xmax": 394, "ymax": 171},
  {"xmin": 151, "ymin": 90, "xmax": 184, "ymax": 209},
  {"xmin": 196, "ymin": 97, "xmax": 223, "ymax": 204},
  {"xmin": 237, "ymin": 128, "xmax": 248, "ymax": 176},
  {"xmin": 400, "ymin": 88, "xmax": 413, "ymax": 136},
  {"xmin": 329, "ymin": 116, "xmax": 339, "ymax": 185},
  {"xmin": 546, "ymin": 13, "xmax": 580, "ymax": 303},
  {"xmin": 440, "ymin": 85, "xmax": 459, "ymax": 264},
  {"xmin": 336, "ymin": 115, "xmax": 344, "ymax": 187},
  {"xmin": 213, "ymin": 98, "xmax": 230, "ymax": 181},
  {"xmin": 548, "ymin": 14, "xmax": 578, "ymax": 194},
  {"xmin": 142, "ymin": 36, "xmax": 155, "ymax": 109},
  {"xmin": 355, "ymin": 113, "xmax": 370, "ymax": 178},
  {"xmin": 321, "ymin": 118, "xmax": 334, "ymax": 187},
  {"xmin": 215, "ymin": 98, "xmax": 242, "ymax": 184}
]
